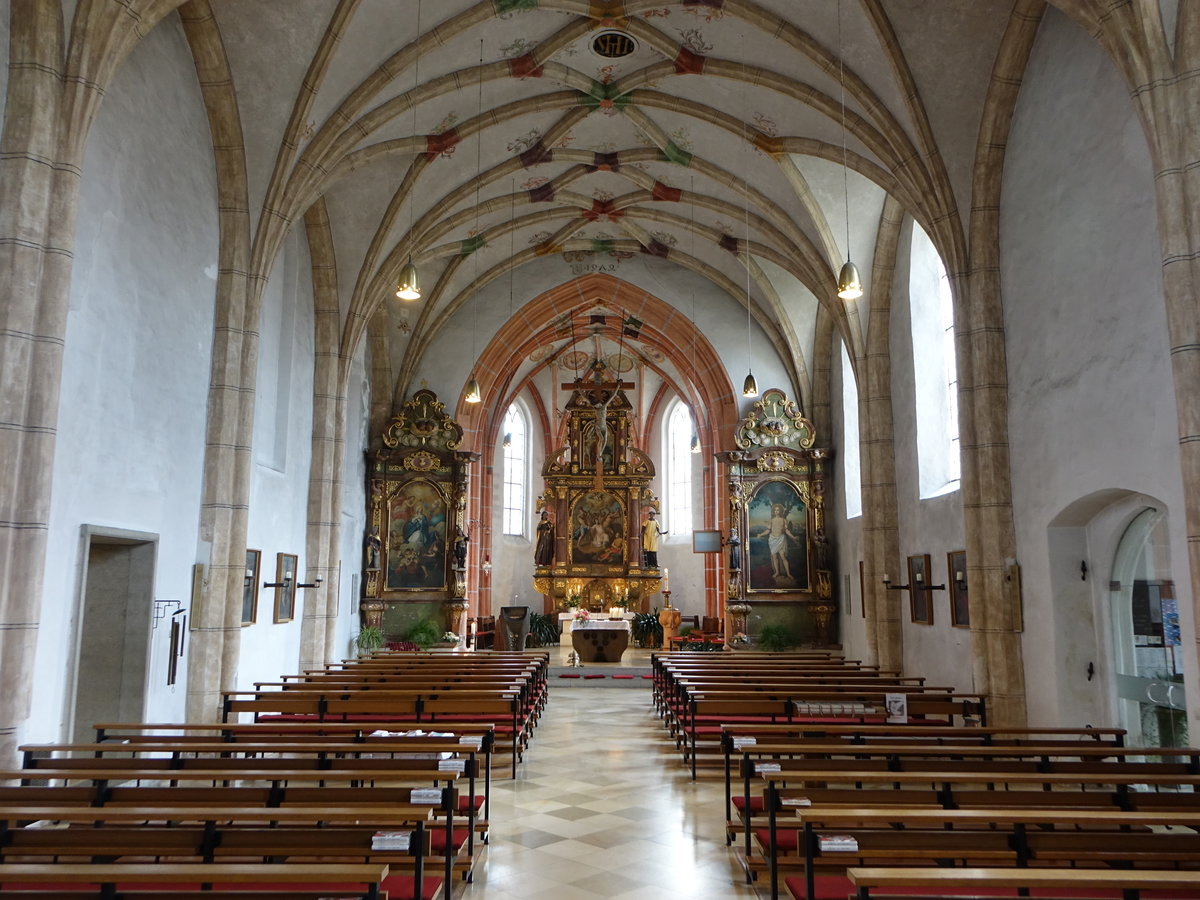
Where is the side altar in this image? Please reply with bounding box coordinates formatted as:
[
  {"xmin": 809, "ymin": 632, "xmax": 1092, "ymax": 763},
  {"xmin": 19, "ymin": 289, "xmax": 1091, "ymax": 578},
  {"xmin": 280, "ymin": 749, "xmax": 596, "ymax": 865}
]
[{"xmin": 532, "ymin": 360, "xmax": 662, "ymax": 612}]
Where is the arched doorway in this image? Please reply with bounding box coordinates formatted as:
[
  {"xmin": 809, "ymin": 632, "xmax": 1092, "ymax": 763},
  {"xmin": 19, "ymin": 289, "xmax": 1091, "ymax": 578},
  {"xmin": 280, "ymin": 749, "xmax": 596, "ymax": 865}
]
[{"xmin": 1109, "ymin": 508, "xmax": 1186, "ymax": 748}]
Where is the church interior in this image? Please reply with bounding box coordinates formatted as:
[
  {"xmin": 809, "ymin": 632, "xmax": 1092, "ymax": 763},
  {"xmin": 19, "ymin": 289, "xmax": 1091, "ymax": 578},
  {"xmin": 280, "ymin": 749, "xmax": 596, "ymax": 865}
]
[{"xmin": 1, "ymin": 0, "xmax": 1200, "ymax": 896}]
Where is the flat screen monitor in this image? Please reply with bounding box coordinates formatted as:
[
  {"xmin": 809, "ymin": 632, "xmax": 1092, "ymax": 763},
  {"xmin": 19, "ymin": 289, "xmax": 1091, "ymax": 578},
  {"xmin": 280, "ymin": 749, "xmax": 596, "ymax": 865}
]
[{"xmin": 692, "ymin": 530, "xmax": 722, "ymax": 553}]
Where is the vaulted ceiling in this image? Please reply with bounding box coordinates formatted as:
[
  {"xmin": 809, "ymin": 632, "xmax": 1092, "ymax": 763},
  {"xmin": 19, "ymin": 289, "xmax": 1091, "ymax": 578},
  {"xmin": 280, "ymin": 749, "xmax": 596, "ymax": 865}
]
[{"xmin": 213, "ymin": 0, "xmax": 1028, "ymax": 421}]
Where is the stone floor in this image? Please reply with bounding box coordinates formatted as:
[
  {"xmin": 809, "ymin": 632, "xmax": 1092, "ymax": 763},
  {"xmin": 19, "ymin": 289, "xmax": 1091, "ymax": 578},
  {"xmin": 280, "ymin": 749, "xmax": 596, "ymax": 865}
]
[{"xmin": 456, "ymin": 676, "xmax": 760, "ymax": 899}]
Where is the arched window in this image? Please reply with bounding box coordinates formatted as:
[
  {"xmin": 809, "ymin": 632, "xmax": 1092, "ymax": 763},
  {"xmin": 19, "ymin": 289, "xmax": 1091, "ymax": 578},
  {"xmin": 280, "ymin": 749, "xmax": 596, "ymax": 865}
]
[
  {"xmin": 909, "ymin": 224, "xmax": 961, "ymax": 498},
  {"xmin": 841, "ymin": 340, "xmax": 862, "ymax": 518},
  {"xmin": 666, "ymin": 401, "xmax": 694, "ymax": 535},
  {"xmin": 502, "ymin": 403, "xmax": 528, "ymax": 537}
]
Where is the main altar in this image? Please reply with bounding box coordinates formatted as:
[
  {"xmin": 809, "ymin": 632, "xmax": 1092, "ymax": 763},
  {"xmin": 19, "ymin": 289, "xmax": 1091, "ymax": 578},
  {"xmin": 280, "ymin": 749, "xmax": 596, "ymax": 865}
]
[{"xmin": 532, "ymin": 360, "xmax": 662, "ymax": 612}]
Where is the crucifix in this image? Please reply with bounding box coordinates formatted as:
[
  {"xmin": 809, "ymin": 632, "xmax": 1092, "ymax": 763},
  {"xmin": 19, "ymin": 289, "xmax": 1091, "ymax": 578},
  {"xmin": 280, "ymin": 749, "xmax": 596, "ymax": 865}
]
[{"xmin": 562, "ymin": 359, "xmax": 633, "ymax": 489}]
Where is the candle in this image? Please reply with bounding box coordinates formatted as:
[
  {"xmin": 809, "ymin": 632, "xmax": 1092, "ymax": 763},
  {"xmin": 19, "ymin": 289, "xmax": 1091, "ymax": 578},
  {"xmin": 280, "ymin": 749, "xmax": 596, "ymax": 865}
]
[
  {"xmin": 882, "ymin": 573, "xmax": 890, "ymax": 583},
  {"xmin": 663, "ymin": 568, "xmax": 669, "ymax": 591}
]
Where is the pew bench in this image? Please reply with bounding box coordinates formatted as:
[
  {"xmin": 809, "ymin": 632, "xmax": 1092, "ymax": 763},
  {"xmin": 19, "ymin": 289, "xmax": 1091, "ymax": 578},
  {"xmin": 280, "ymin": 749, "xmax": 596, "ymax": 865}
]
[
  {"xmin": 0, "ymin": 863, "xmax": 407, "ymax": 900},
  {"xmin": 843, "ymin": 865, "xmax": 1200, "ymax": 900}
]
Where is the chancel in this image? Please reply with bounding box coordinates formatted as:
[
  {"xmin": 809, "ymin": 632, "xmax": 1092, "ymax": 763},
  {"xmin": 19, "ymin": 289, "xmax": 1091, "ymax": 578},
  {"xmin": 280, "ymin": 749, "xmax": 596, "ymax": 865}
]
[{"xmin": 2, "ymin": 2, "xmax": 1200, "ymax": 897}]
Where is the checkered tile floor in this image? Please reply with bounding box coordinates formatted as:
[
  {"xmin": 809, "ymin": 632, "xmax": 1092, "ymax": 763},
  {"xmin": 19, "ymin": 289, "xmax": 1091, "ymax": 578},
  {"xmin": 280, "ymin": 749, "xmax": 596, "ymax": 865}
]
[{"xmin": 457, "ymin": 685, "xmax": 758, "ymax": 899}]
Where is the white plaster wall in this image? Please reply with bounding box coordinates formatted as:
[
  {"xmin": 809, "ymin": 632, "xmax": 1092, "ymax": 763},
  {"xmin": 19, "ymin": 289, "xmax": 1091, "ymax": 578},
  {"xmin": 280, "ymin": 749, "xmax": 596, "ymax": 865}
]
[
  {"xmin": 35, "ymin": 18, "xmax": 218, "ymax": 740},
  {"xmin": 335, "ymin": 340, "xmax": 372, "ymax": 658},
  {"xmin": 238, "ymin": 227, "xmax": 316, "ymax": 689},
  {"xmin": 1001, "ymin": 9, "xmax": 1192, "ymax": 727},
  {"xmin": 831, "ymin": 335, "xmax": 866, "ymax": 656},
  {"xmin": 889, "ymin": 221, "xmax": 971, "ymax": 691}
]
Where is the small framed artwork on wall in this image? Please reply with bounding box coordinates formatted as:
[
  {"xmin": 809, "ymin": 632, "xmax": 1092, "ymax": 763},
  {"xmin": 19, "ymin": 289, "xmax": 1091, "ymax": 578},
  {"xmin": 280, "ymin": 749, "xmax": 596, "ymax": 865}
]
[
  {"xmin": 908, "ymin": 553, "xmax": 933, "ymax": 624},
  {"xmin": 242, "ymin": 549, "xmax": 260, "ymax": 625},
  {"xmin": 947, "ymin": 549, "xmax": 969, "ymax": 628},
  {"xmin": 273, "ymin": 553, "xmax": 297, "ymax": 624}
]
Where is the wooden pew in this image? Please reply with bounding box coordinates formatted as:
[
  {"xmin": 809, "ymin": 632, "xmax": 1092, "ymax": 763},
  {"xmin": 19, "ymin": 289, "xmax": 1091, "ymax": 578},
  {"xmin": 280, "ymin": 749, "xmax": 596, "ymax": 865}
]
[
  {"xmin": 0, "ymin": 863, "xmax": 399, "ymax": 900},
  {"xmin": 750, "ymin": 766, "xmax": 1200, "ymax": 900},
  {"xmin": 786, "ymin": 806, "xmax": 1200, "ymax": 900},
  {"xmin": 845, "ymin": 865, "xmax": 1200, "ymax": 900}
]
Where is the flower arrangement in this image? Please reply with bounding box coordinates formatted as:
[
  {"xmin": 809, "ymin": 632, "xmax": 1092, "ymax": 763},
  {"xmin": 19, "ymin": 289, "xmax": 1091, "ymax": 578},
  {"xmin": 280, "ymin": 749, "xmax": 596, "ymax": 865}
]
[
  {"xmin": 573, "ymin": 608, "xmax": 590, "ymax": 622},
  {"xmin": 731, "ymin": 632, "xmax": 749, "ymax": 646},
  {"xmin": 442, "ymin": 631, "xmax": 460, "ymax": 643}
]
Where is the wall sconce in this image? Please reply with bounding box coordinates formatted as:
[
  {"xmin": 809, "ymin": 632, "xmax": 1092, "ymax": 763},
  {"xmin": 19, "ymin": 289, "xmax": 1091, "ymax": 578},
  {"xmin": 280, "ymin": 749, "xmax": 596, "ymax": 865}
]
[
  {"xmin": 244, "ymin": 567, "xmax": 255, "ymax": 588},
  {"xmin": 481, "ymin": 553, "xmax": 492, "ymax": 575},
  {"xmin": 915, "ymin": 571, "xmax": 946, "ymax": 592},
  {"xmin": 881, "ymin": 573, "xmax": 909, "ymax": 592},
  {"xmin": 298, "ymin": 575, "xmax": 324, "ymax": 589},
  {"xmin": 264, "ymin": 574, "xmax": 292, "ymax": 589}
]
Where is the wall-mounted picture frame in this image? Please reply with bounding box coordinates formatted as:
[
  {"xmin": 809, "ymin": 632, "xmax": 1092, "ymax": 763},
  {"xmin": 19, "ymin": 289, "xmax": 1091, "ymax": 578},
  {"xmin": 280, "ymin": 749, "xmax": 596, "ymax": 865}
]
[
  {"xmin": 273, "ymin": 552, "xmax": 297, "ymax": 623},
  {"xmin": 242, "ymin": 549, "xmax": 261, "ymax": 625},
  {"xmin": 188, "ymin": 563, "xmax": 204, "ymax": 631},
  {"xmin": 947, "ymin": 549, "xmax": 969, "ymax": 628},
  {"xmin": 908, "ymin": 553, "xmax": 933, "ymax": 624}
]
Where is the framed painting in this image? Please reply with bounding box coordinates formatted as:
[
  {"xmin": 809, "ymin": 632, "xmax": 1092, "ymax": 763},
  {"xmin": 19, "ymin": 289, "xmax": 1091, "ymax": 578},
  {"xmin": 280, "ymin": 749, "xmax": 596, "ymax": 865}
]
[
  {"xmin": 273, "ymin": 553, "xmax": 297, "ymax": 623},
  {"xmin": 384, "ymin": 479, "xmax": 449, "ymax": 591},
  {"xmin": 242, "ymin": 549, "xmax": 260, "ymax": 625},
  {"xmin": 746, "ymin": 479, "xmax": 809, "ymax": 592},
  {"xmin": 947, "ymin": 549, "xmax": 969, "ymax": 628},
  {"xmin": 908, "ymin": 553, "xmax": 932, "ymax": 624},
  {"xmin": 569, "ymin": 490, "xmax": 626, "ymax": 565}
]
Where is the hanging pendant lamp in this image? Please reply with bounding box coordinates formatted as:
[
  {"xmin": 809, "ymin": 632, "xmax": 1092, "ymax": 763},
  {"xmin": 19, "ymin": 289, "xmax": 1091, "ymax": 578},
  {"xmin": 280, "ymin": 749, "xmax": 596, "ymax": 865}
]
[
  {"xmin": 464, "ymin": 375, "xmax": 482, "ymax": 404},
  {"xmin": 396, "ymin": 258, "xmax": 420, "ymax": 300},
  {"xmin": 835, "ymin": 0, "xmax": 862, "ymax": 302}
]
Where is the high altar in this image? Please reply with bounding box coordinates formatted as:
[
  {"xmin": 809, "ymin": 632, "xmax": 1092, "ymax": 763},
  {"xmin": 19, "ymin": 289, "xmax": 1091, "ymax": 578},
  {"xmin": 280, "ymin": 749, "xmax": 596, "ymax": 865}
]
[{"xmin": 532, "ymin": 360, "xmax": 662, "ymax": 612}]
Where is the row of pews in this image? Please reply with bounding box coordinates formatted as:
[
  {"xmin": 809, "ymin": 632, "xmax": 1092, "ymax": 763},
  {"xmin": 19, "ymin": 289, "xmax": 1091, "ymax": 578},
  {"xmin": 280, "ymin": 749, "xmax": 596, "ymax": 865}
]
[
  {"xmin": 1, "ymin": 649, "xmax": 549, "ymax": 900},
  {"xmin": 651, "ymin": 649, "xmax": 1200, "ymax": 899}
]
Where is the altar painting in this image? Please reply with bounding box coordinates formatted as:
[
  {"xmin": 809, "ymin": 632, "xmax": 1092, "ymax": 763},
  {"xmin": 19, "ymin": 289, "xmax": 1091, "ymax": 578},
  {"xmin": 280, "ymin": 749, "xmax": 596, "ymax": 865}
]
[
  {"xmin": 385, "ymin": 480, "xmax": 448, "ymax": 590},
  {"xmin": 570, "ymin": 490, "xmax": 626, "ymax": 564},
  {"xmin": 747, "ymin": 480, "xmax": 809, "ymax": 592}
]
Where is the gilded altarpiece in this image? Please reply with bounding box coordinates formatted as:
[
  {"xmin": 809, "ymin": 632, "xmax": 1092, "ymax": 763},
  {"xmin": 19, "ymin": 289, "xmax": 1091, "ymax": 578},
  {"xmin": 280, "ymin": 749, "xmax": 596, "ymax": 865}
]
[
  {"xmin": 717, "ymin": 389, "xmax": 836, "ymax": 645},
  {"xmin": 364, "ymin": 390, "xmax": 478, "ymax": 631},
  {"xmin": 533, "ymin": 361, "xmax": 661, "ymax": 612}
]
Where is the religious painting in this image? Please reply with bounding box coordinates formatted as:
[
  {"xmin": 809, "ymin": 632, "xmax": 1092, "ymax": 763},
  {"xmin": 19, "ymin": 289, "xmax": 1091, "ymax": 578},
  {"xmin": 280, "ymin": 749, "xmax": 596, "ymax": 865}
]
[
  {"xmin": 242, "ymin": 549, "xmax": 260, "ymax": 625},
  {"xmin": 908, "ymin": 553, "xmax": 933, "ymax": 625},
  {"xmin": 384, "ymin": 479, "xmax": 449, "ymax": 591},
  {"xmin": 570, "ymin": 490, "xmax": 626, "ymax": 565},
  {"xmin": 273, "ymin": 553, "xmax": 297, "ymax": 623},
  {"xmin": 746, "ymin": 479, "xmax": 809, "ymax": 592},
  {"xmin": 947, "ymin": 550, "xmax": 969, "ymax": 628}
]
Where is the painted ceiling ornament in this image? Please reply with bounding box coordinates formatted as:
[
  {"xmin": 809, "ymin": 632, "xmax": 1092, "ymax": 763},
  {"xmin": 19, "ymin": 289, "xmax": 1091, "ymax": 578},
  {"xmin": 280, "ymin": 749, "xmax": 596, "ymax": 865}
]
[
  {"xmin": 734, "ymin": 387, "xmax": 816, "ymax": 451},
  {"xmin": 382, "ymin": 389, "xmax": 463, "ymax": 451}
]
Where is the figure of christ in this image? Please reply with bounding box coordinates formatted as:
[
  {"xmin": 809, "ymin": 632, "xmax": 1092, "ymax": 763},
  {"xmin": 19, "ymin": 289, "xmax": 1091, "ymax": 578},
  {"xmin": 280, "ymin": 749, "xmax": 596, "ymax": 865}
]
[{"xmin": 751, "ymin": 504, "xmax": 800, "ymax": 579}]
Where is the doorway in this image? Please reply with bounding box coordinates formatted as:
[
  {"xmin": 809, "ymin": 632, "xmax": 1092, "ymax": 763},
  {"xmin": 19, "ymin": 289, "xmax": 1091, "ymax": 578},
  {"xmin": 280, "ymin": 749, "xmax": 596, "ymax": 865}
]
[
  {"xmin": 1109, "ymin": 509, "xmax": 1186, "ymax": 748},
  {"xmin": 68, "ymin": 528, "xmax": 157, "ymax": 743}
]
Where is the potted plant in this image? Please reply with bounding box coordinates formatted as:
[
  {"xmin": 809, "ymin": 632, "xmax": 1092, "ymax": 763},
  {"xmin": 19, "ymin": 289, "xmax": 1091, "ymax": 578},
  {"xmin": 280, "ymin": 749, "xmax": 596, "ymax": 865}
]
[
  {"xmin": 404, "ymin": 616, "xmax": 442, "ymax": 650},
  {"xmin": 631, "ymin": 609, "xmax": 664, "ymax": 648},
  {"xmin": 528, "ymin": 612, "xmax": 559, "ymax": 647},
  {"xmin": 354, "ymin": 625, "xmax": 385, "ymax": 657},
  {"xmin": 757, "ymin": 623, "xmax": 795, "ymax": 652}
]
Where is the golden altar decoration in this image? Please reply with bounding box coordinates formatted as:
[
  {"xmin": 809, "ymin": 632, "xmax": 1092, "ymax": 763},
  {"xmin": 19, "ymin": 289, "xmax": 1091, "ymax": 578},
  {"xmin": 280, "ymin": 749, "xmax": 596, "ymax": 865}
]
[
  {"xmin": 532, "ymin": 359, "xmax": 662, "ymax": 613},
  {"xmin": 716, "ymin": 388, "xmax": 836, "ymax": 645}
]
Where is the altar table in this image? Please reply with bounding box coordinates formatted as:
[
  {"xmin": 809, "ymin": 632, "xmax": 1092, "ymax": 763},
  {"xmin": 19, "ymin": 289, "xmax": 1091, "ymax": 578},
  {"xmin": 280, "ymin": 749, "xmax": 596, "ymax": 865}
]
[{"xmin": 569, "ymin": 619, "xmax": 631, "ymax": 662}]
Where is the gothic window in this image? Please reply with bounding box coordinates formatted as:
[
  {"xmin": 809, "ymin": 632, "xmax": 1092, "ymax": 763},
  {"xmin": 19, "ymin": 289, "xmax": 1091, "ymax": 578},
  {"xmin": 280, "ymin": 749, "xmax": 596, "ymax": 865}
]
[
  {"xmin": 841, "ymin": 340, "xmax": 862, "ymax": 518},
  {"xmin": 909, "ymin": 224, "xmax": 961, "ymax": 498},
  {"xmin": 666, "ymin": 400, "xmax": 694, "ymax": 535},
  {"xmin": 502, "ymin": 403, "xmax": 528, "ymax": 536}
]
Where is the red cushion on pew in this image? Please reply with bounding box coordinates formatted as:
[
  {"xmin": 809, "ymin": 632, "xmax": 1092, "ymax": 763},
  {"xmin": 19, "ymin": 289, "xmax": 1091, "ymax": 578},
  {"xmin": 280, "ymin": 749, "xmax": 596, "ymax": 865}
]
[
  {"xmin": 642, "ymin": 674, "xmax": 654, "ymax": 679},
  {"xmin": 559, "ymin": 674, "xmax": 582, "ymax": 678},
  {"xmin": 754, "ymin": 827, "xmax": 799, "ymax": 853},
  {"xmin": 429, "ymin": 828, "xmax": 470, "ymax": 852},
  {"xmin": 457, "ymin": 794, "xmax": 485, "ymax": 813},
  {"xmin": 382, "ymin": 875, "xmax": 444, "ymax": 900},
  {"xmin": 731, "ymin": 794, "xmax": 765, "ymax": 814},
  {"xmin": 583, "ymin": 674, "xmax": 605, "ymax": 679}
]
